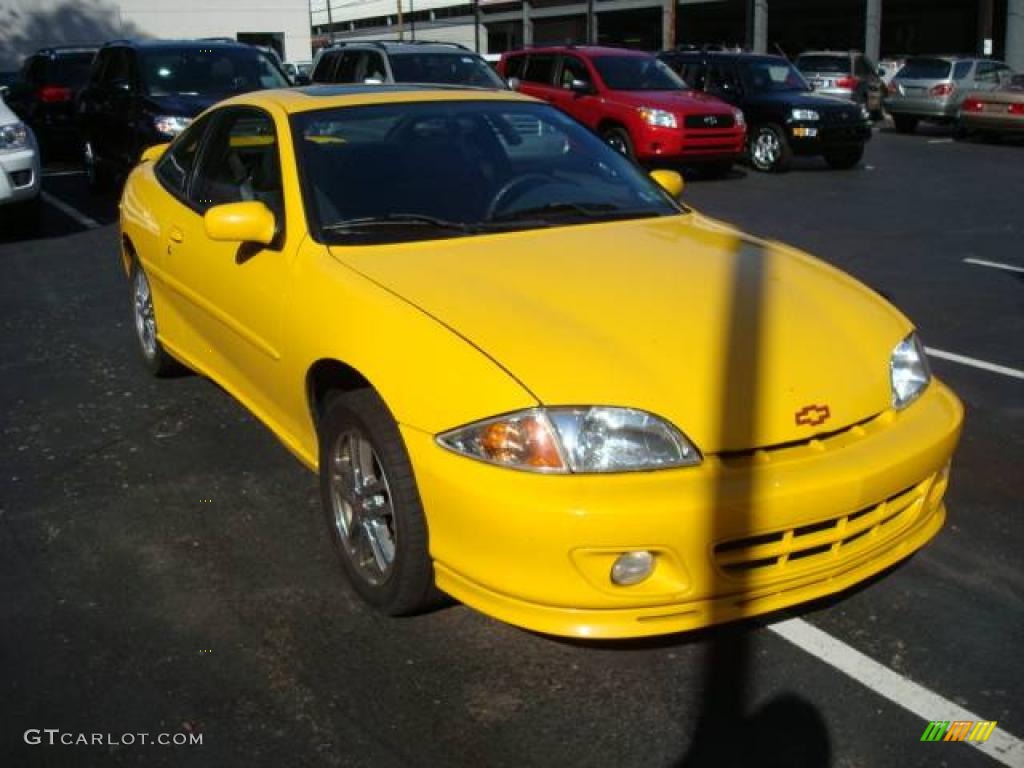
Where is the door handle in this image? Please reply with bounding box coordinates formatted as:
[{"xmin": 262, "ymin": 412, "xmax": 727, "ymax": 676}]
[{"xmin": 169, "ymin": 227, "xmax": 184, "ymax": 243}]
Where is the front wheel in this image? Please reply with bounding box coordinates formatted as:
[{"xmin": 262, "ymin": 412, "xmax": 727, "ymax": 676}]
[
  {"xmin": 319, "ymin": 389, "xmax": 436, "ymax": 616},
  {"xmin": 748, "ymin": 124, "xmax": 791, "ymax": 172},
  {"xmin": 601, "ymin": 126, "xmax": 635, "ymax": 161},
  {"xmin": 823, "ymin": 146, "xmax": 864, "ymax": 169}
]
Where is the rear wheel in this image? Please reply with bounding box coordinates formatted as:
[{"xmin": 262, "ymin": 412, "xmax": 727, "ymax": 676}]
[
  {"xmin": 601, "ymin": 126, "xmax": 635, "ymax": 161},
  {"xmin": 748, "ymin": 124, "xmax": 791, "ymax": 172},
  {"xmin": 892, "ymin": 115, "xmax": 918, "ymax": 133},
  {"xmin": 130, "ymin": 261, "xmax": 183, "ymax": 377},
  {"xmin": 823, "ymin": 146, "xmax": 864, "ymax": 169},
  {"xmin": 319, "ymin": 389, "xmax": 436, "ymax": 616}
]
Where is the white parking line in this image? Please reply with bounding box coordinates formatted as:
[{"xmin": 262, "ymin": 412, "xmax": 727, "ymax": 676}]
[
  {"xmin": 40, "ymin": 191, "xmax": 100, "ymax": 230},
  {"xmin": 928, "ymin": 138, "xmax": 954, "ymax": 144},
  {"xmin": 963, "ymin": 258, "xmax": 1024, "ymax": 274},
  {"xmin": 770, "ymin": 618, "xmax": 1024, "ymax": 767},
  {"xmin": 925, "ymin": 347, "xmax": 1024, "ymax": 381}
]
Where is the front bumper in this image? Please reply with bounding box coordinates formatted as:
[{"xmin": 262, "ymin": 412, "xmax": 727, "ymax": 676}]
[
  {"xmin": 634, "ymin": 123, "xmax": 747, "ymax": 163},
  {"xmin": 404, "ymin": 380, "xmax": 963, "ymax": 638},
  {"xmin": 0, "ymin": 145, "xmax": 41, "ymax": 206},
  {"xmin": 787, "ymin": 119, "xmax": 872, "ymax": 154}
]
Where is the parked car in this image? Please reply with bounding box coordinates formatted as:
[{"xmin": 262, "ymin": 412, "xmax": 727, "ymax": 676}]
[
  {"xmin": 3, "ymin": 46, "xmax": 97, "ymax": 151},
  {"xmin": 877, "ymin": 56, "xmax": 909, "ymax": 86},
  {"xmin": 283, "ymin": 61, "xmax": 312, "ymax": 84},
  {"xmin": 501, "ymin": 46, "xmax": 746, "ymax": 174},
  {"xmin": 794, "ymin": 49, "xmax": 885, "ymax": 118},
  {"xmin": 310, "ymin": 41, "xmax": 504, "ymax": 89},
  {"xmin": 0, "ymin": 90, "xmax": 42, "ymax": 217},
  {"xmin": 660, "ymin": 50, "xmax": 871, "ymax": 171},
  {"xmin": 119, "ymin": 85, "xmax": 962, "ymax": 639},
  {"xmin": 78, "ymin": 38, "xmax": 290, "ymax": 189},
  {"xmin": 885, "ymin": 56, "xmax": 1014, "ymax": 133},
  {"xmin": 957, "ymin": 73, "xmax": 1024, "ymax": 139}
]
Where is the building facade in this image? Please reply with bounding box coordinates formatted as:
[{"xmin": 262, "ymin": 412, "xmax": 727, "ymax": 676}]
[
  {"xmin": 0, "ymin": 0, "xmax": 313, "ymax": 71},
  {"xmin": 310, "ymin": 0, "xmax": 1024, "ymax": 71}
]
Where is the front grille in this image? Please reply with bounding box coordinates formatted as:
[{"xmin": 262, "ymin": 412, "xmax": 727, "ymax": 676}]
[
  {"xmin": 713, "ymin": 483, "xmax": 925, "ymax": 577},
  {"xmin": 685, "ymin": 113, "xmax": 735, "ymax": 129}
]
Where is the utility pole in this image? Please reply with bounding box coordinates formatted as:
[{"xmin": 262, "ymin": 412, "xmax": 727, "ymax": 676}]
[
  {"xmin": 587, "ymin": 0, "xmax": 594, "ymax": 44},
  {"xmin": 397, "ymin": 0, "xmax": 404, "ymax": 41},
  {"xmin": 474, "ymin": 0, "xmax": 481, "ymax": 52},
  {"xmin": 326, "ymin": 0, "xmax": 334, "ymax": 44}
]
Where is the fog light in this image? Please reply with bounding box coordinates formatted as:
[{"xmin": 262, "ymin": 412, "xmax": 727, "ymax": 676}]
[{"xmin": 610, "ymin": 551, "xmax": 655, "ymax": 585}]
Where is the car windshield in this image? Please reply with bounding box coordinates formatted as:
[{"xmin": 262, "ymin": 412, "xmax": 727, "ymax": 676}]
[
  {"xmin": 896, "ymin": 58, "xmax": 953, "ymax": 80},
  {"xmin": 140, "ymin": 47, "xmax": 289, "ymax": 96},
  {"xmin": 293, "ymin": 101, "xmax": 681, "ymax": 244},
  {"xmin": 388, "ymin": 53, "xmax": 506, "ymax": 88},
  {"xmin": 45, "ymin": 52, "xmax": 95, "ymax": 86},
  {"xmin": 795, "ymin": 55, "xmax": 851, "ymax": 74},
  {"xmin": 592, "ymin": 56, "xmax": 687, "ymax": 91},
  {"xmin": 739, "ymin": 58, "xmax": 811, "ymax": 93}
]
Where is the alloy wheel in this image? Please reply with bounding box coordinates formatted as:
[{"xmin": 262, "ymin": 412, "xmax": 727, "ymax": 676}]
[{"xmin": 132, "ymin": 268, "xmax": 157, "ymax": 360}]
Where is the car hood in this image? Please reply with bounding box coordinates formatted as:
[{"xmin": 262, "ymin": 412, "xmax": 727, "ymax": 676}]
[
  {"xmin": 331, "ymin": 214, "xmax": 910, "ymax": 453},
  {"xmin": 746, "ymin": 90, "xmax": 860, "ymax": 113},
  {"xmin": 143, "ymin": 92, "xmax": 229, "ymax": 117},
  {"xmin": 609, "ymin": 89, "xmax": 735, "ymax": 114}
]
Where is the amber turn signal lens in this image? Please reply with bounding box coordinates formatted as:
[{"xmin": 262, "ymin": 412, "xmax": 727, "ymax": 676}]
[{"xmin": 480, "ymin": 416, "xmax": 563, "ymax": 469}]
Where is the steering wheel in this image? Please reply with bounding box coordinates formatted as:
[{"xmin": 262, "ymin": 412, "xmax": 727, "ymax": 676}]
[{"xmin": 486, "ymin": 174, "xmax": 551, "ymax": 219}]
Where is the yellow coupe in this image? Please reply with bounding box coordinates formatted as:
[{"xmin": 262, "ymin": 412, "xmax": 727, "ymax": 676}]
[{"xmin": 120, "ymin": 86, "xmax": 963, "ymax": 638}]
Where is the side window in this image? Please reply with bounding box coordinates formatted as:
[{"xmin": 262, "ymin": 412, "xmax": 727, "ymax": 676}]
[
  {"xmin": 25, "ymin": 56, "xmax": 44, "ymax": 85},
  {"xmin": 312, "ymin": 51, "xmax": 338, "ymax": 82},
  {"xmin": 681, "ymin": 62, "xmax": 706, "ymax": 89},
  {"xmin": 190, "ymin": 109, "xmax": 283, "ymax": 219},
  {"xmin": 363, "ymin": 51, "xmax": 387, "ymax": 82},
  {"xmin": 956, "ymin": 60, "xmax": 978, "ymax": 80},
  {"xmin": 707, "ymin": 64, "xmax": 740, "ymax": 94},
  {"xmin": 333, "ymin": 51, "xmax": 362, "ymax": 83},
  {"xmin": 101, "ymin": 48, "xmax": 131, "ymax": 87},
  {"xmin": 155, "ymin": 114, "xmax": 212, "ymax": 197},
  {"xmin": 88, "ymin": 49, "xmax": 109, "ymax": 86},
  {"xmin": 559, "ymin": 56, "xmax": 590, "ymax": 88},
  {"xmin": 523, "ymin": 54, "xmax": 556, "ymax": 85},
  {"xmin": 504, "ymin": 55, "xmax": 526, "ymax": 79}
]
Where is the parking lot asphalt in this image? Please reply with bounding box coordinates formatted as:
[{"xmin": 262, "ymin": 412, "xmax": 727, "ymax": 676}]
[{"xmin": 1, "ymin": 123, "xmax": 1021, "ymax": 768}]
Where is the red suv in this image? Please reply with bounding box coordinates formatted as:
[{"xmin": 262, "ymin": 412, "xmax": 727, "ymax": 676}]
[{"xmin": 499, "ymin": 46, "xmax": 746, "ymax": 174}]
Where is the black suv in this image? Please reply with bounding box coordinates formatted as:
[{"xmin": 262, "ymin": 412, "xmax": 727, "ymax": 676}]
[
  {"xmin": 659, "ymin": 51, "xmax": 871, "ymax": 172},
  {"xmin": 78, "ymin": 39, "xmax": 289, "ymax": 189},
  {"xmin": 4, "ymin": 47, "xmax": 97, "ymax": 151},
  {"xmin": 310, "ymin": 40, "xmax": 504, "ymax": 89}
]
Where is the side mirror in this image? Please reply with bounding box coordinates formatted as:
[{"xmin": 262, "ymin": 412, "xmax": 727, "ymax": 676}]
[
  {"xmin": 570, "ymin": 78, "xmax": 593, "ymax": 95},
  {"xmin": 649, "ymin": 169, "xmax": 684, "ymax": 199},
  {"xmin": 140, "ymin": 142, "xmax": 170, "ymax": 163},
  {"xmin": 507, "ymin": 76, "xmax": 521, "ymax": 91},
  {"xmin": 204, "ymin": 201, "xmax": 276, "ymax": 245}
]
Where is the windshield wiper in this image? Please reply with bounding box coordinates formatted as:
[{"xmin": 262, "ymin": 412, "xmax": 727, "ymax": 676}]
[
  {"xmin": 322, "ymin": 213, "xmax": 474, "ymax": 234},
  {"xmin": 490, "ymin": 202, "xmax": 665, "ymax": 223}
]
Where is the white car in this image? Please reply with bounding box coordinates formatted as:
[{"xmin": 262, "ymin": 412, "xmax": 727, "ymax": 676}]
[{"xmin": 0, "ymin": 90, "xmax": 41, "ymax": 213}]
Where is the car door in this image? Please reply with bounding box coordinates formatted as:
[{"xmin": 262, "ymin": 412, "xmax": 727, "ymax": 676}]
[
  {"xmin": 547, "ymin": 55, "xmax": 600, "ymax": 128},
  {"xmin": 160, "ymin": 106, "xmax": 293, "ymax": 420},
  {"xmin": 516, "ymin": 54, "xmax": 560, "ymax": 103}
]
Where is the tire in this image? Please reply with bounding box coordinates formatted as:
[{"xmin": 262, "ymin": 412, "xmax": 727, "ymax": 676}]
[
  {"xmin": 83, "ymin": 139, "xmax": 109, "ymax": 192},
  {"xmin": 601, "ymin": 125, "xmax": 635, "ymax": 161},
  {"xmin": 129, "ymin": 261, "xmax": 183, "ymax": 377},
  {"xmin": 892, "ymin": 115, "xmax": 918, "ymax": 134},
  {"xmin": 319, "ymin": 389, "xmax": 436, "ymax": 616},
  {"xmin": 823, "ymin": 146, "xmax": 864, "ymax": 170},
  {"xmin": 748, "ymin": 124, "xmax": 791, "ymax": 172}
]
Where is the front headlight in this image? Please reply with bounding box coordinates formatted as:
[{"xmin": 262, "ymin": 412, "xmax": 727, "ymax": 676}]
[
  {"xmin": 438, "ymin": 407, "xmax": 701, "ymax": 473},
  {"xmin": 0, "ymin": 121, "xmax": 30, "ymax": 152},
  {"xmin": 733, "ymin": 108, "xmax": 746, "ymax": 127},
  {"xmin": 153, "ymin": 115, "xmax": 193, "ymax": 138},
  {"xmin": 639, "ymin": 108, "xmax": 678, "ymax": 129},
  {"xmin": 890, "ymin": 332, "xmax": 931, "ymax": 409},
  {"xmin": 791, "ymin": 108, "xmax": 820, "ymax": 121}
]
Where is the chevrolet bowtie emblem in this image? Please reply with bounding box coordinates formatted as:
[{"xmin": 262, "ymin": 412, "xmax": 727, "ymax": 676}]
[{"xmin": 795, "ymin": 404, "xmax": 831, "ymax": 427}]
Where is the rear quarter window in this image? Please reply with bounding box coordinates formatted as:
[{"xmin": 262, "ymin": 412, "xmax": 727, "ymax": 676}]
[
  {"xmin": 523, "ymin": 54, "xmax": 556, "ymax": 85},
  {"xmin": 795, "ymin": 55, "xmax": 851, "ymax": 74},
  {"xmin": 897, "ymin": 58, "xmax": 952, "ymax": 80},
  {"xmin": 503, "ymin": 55, "xmax": 526, "ymax": 79}
]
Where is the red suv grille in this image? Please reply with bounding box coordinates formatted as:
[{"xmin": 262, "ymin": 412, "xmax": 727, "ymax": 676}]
[{"xmin": 684, "ymin": 113, "xmax": 736, "ymax": 129}]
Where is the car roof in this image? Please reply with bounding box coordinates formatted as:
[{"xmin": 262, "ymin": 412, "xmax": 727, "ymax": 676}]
[
  {"xmin": 319, "ymin": 40, "xmax": 474, "ymax": 55},
  {"xmin": 100, "ymin": 38, "xmax": 253, "ymax": 50},
  {"xmin": 797, "ymin": 50, "xmax": 860, "ymax": 57},
  {"xmin": 220, "ymin": 84, "xmax": 535, "ymax": 114},
  {"xmin": 662, "ymin": 51, "xmax": 787, "ymax": 64},
  {"xmin": 33, "ymin": 46, "xmax": 98, "ymax": 56},
  {"xmin": 505, "ymin": 45, "xmax": 651, "ymax": 58}
]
